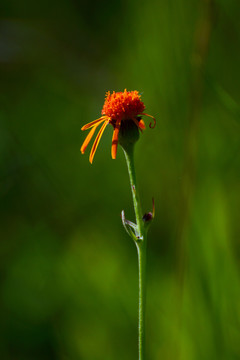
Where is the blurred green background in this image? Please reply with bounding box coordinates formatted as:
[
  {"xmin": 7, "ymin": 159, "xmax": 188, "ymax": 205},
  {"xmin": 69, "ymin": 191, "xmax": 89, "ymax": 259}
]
[{"xmin": 1, "ymin": 0, "xmax": 240, "ymax": 359}]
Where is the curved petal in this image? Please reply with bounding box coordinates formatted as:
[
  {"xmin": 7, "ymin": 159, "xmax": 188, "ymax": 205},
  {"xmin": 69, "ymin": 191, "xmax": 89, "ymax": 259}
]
[
  {"xmin": 140, "ymin": 113, "xmax": 156, "ymax": 128},
  {"xmin": 81, "ymin": 116, "xmax": 108, "ymax": 131},
  {"xmin": 89, "ymin": 121, "xmax": 108, "ymax": 163},
  {"xmin": 80, "ymin": 125, "xmax": 98, "ymax": 154}
]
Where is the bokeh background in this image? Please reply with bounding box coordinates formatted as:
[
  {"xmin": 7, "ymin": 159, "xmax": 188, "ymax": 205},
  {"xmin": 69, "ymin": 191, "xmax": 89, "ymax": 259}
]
[{"xmin": 1, "ymin": 0, "xmax": 240, "ymax": 359}]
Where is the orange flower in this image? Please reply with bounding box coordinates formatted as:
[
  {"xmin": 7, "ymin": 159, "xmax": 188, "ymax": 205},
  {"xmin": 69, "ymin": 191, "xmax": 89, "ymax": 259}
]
[{"xmin": 81, "ymin": 89, "xmax": 156, "ymax": 163}]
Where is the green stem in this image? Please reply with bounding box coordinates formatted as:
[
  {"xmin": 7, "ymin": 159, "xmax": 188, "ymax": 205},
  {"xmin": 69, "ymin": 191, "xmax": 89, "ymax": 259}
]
[
  {"xmin": 123, "ymin": 146, "xmax": 143, "ymax": 237},
  {"xmin": 123, "ymin": 145, "xmax": 147, "ymax": 360},
  {"xmin": 136, "ymin": 240, "xmax": 147, "ymax": 360}
]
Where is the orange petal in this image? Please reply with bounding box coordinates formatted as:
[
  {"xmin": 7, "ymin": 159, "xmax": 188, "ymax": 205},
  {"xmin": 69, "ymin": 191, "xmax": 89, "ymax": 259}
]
[
  {"xmin": 80, "ymin": 125, "xmax": 98, "ymax": 154},
  {"xmin": 111, "ymin": 121, "xmax": 121, "ymax": 159},
  {"xmin": 89, "ymin": 121, "xmax": 108, "ymax": 163},
  {"xmin": 81, "ymin": 116, "xmax": 108, "ymax": 131},
  {"xmin": 132, "ymin": 117, "xmax": 144, "ymax": 133},
  {"xmin": 140, "ymin": 113, "xmax": 156, "ymax": 128},
  {"xmin": 138, "ymin": 119, "xmax": 146, "ymax": 130}
]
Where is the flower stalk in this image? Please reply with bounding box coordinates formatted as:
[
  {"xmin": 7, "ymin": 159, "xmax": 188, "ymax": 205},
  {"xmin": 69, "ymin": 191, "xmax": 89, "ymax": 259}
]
[
  {"xmin": 122, "ymin": 146, "xmax": 143, "ymax": 238},
  {"xmin": 121, "ymin": 133, "xmax": 153, "ymax": 360},
  {"xmin": 136, "ymin": 239, "xmax": 147, "ymax": 360},
  {"xmin": 123, "ymin": 145, "xmax": 147, "ymax": 360}
]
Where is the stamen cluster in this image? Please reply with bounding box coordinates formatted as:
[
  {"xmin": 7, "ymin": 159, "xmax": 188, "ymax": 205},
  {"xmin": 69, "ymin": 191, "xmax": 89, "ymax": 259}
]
[{"xmin": 102, "ymin": 90, "xmax": 145, "ymax": 121}]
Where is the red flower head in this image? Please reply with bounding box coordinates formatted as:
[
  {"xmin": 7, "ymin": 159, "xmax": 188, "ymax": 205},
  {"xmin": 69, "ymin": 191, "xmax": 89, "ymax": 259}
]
[{"xmin": 81, "ymin": 89, "xmax": 156, "ymax": 163}]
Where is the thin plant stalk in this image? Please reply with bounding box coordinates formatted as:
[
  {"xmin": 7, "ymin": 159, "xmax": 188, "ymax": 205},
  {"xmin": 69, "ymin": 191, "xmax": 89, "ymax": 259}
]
[
  {"xmin": 123, "ymin": 146, "xmax": 147, "ymax": 360},
  {"xmin": 136, "ymin": 240, "xmax": 147, "ymax": 360}
]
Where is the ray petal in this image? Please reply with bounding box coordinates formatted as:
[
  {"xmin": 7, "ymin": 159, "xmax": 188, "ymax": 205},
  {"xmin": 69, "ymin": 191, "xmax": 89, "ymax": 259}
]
[
  {"xmin": 81, "ymin": 116, "xmax": 108, "ymax": 131},
  {"xmin": 138, "ymin": 119, "xmax": 146, "ymax": 130},
  {"xmin": 132, "ymin": 117, "xmax": 145, "ymax": 133},
  {"xmin": 89, "ymin": 121, "xmax": 109, "ymax": 163},
  {"xmin": 80, "ymin": 125, "xmax": 98, "ymax": 154},
  {"xmin": 111, "ymin": 120, "xmax": 121, "ymax": 159},
  {"xmin": 140, "ymin": 113, "xmax": 156, "ymax": 128}
]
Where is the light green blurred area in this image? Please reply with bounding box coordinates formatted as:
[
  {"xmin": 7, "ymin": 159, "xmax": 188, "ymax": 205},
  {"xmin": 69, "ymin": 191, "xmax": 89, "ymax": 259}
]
[{"xmin": 1, "ymin": 0, "xmax": 240, "ymax": 359}]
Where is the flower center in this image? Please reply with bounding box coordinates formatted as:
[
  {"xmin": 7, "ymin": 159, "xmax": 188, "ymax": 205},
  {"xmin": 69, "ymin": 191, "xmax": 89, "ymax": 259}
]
[{"xmin": 101, "ymin": 89, "xmax": 145, "ymax": 121}]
